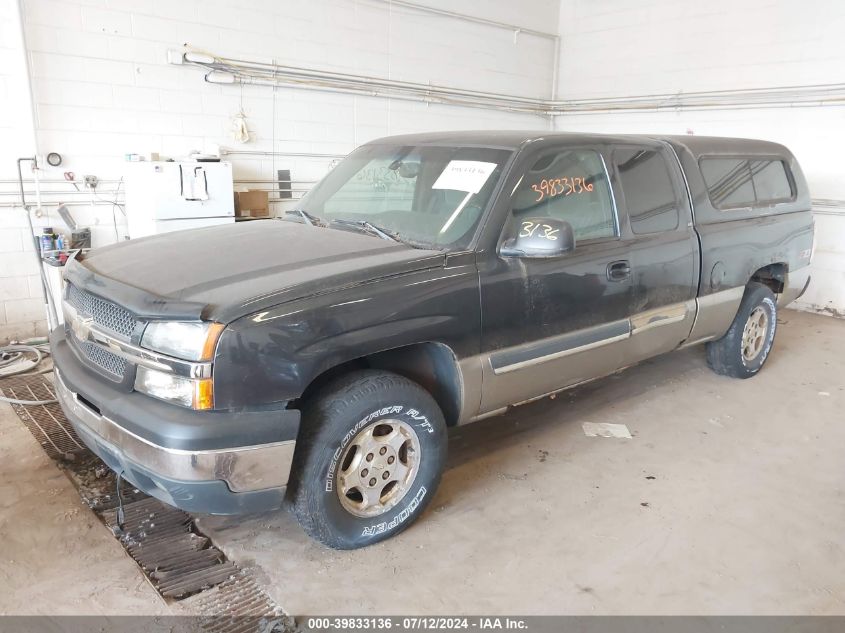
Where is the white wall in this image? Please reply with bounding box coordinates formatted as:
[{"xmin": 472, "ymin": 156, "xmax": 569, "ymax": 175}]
[
  {"xmin": 7, "ymin": 0, "xmax": 841, "ymax": 344},
  {"xmin": 0, "ymin": 0, "xmax": 44, "ymax": 342},
  {"xmin": 0, "ymin": 0, "xmax": 559, "ymax": 343},
  {"xmin": 554, "ymin": 0, "xmax": 845, "ymax": 316}
]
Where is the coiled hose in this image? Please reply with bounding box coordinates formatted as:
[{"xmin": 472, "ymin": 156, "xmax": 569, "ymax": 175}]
[{"xmin": 0, "ymin": 339, "xmax": 57, "ymax": 405}]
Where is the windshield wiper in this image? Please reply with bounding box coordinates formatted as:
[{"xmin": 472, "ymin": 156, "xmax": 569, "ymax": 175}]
[
  {"xmin": 285, "ymin": 208, "xmax": 321, "ymax": 226},
  {"xmin": 330, "ymin": 218, "xmax": 403, "ymax": 243}
]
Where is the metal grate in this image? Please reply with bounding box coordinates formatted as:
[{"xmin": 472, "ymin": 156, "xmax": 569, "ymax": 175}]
[
  {"xmin": 186, "ymin": 573, "xmax": 292, "ymax": 632},
  {"xmin": 101, "ymin": 497, "xmax": 242, "ymax": 599},
  {"xmin": 67, "ymin": 283, "xmax": 137, "ymax": 339},
  {"xmin": 0, "ymin": 374, "xmax": 86, "ymax": 459},
  {"xmin": 2, "ymin": 372, "xmax": 285, "ymax": 626},
  {"xmin": 75, "ymin": 339, "xmax": 127, "ymax": 379}
]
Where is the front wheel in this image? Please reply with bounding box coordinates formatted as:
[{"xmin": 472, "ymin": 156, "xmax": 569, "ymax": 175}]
[
  {"xmin": 706, "ymin": 282, "xmax": 778, "ymax": 378},
  {"xmin": 288, "ymin": 370, "xmax": 447, "ymax": 549}
]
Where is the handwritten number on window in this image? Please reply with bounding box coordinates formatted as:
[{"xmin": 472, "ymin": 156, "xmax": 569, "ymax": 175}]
[{"xmin": 531, "ymin": 177, "xmax": 594, "ymax": 203}]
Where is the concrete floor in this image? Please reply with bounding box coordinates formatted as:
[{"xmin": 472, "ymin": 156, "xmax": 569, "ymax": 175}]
[
  {"xmin": 199, "ymin": 309, "xmax": 845, "ymax": 615},
  {"xmin": 0, "ymin": 398, "xmax": 167, "ymax": 614},
  {"xmin": 2, "ymin": 309, "xmax": 843, "ymax": 615}
]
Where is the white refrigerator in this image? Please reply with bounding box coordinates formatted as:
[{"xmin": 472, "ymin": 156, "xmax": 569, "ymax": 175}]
[{"xmin": 125, "ymin": 161, "xmax": 235, "ymax": 239}]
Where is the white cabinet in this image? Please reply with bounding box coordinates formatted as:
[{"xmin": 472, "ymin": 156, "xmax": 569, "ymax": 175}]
[{"xmin": 125, "ymin": 161, "xmax": 235, "ymax": 239}]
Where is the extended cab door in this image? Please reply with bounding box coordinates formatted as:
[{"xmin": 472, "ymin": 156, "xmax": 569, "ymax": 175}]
[
  {"xmin": 609, "ymin": 141, "xmax": 699, "ymax": 360},
  {"xmin": 476, "ymin": 142, "xmax": 636, "ymax": 414}
]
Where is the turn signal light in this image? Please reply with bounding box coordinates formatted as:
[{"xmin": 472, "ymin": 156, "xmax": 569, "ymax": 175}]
[{"xmin": 193, "ymin": 378, "xmax": 214, "ymax": 411}]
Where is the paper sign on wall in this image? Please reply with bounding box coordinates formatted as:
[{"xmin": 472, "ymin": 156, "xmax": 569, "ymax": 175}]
[{"xmin": 432, "ymin": 160, "xmax": 497, "ymax": 194}]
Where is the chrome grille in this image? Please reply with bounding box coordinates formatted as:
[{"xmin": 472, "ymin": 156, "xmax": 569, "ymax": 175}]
[
  {"xmin": 76, "ymin": 339, "xmax": 127, "ymax": 379},
  {"xmin": 67, "ymin": 283, "xmax": 136, "ymax": 338}
]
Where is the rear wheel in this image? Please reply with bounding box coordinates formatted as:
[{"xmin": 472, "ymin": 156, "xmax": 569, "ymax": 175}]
[
  {"xmin": 706, "ymin": 282, "xmax": 777, "ymax": 378},
  {"xmin": 288, "ymin": 370, "xmax": 447, "ymax": 549}
]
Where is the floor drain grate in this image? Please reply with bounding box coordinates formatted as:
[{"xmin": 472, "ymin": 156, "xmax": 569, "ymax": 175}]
[
  {"xmin": 0, "ymin": 374, "xmax": 86, "ymax": 459},
  {"xmin": 185, "ymin": 573, "xmax": 294, "ymax": 632},
  {"xmin": 1, "ymin": 373, "xmax": 287, "ymax": 628},
  {"xmin": 101, "ymin": 497, "xmax": 237, "ymax": 599}
]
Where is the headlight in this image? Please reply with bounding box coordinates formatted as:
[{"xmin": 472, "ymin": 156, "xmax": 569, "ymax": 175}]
[
  {"xmin": 135, "ymin": 366, "xmax": 214, "ymax": 410},
  {"xmin": 141, "ymin": 321, "xmax": 224, "ymax": 361}
]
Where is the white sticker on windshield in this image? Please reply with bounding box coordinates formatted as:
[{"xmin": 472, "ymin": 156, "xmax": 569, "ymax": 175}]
[{"xmin": 432, "ymin": 160, "xmax": 497, "ymax": 194}]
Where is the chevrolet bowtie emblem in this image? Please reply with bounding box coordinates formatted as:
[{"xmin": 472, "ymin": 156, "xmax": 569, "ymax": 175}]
[{"xmin": 71, "ymin": 315, "xmax": 94, "ymax": 342}]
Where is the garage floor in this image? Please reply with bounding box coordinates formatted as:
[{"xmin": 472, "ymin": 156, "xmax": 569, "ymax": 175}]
[
  {"xmin": 0, "ymin": 397, "xmax": 167, "ymax": 614},
  {"xmin": 2, "ymin": 309, "xmax": 843, "ymax": 615}
]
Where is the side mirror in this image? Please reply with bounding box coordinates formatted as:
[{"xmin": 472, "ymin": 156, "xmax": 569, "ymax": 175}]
[{"xmin": 499, "ymin": 217, "xmax": 575, "ymax": 258}]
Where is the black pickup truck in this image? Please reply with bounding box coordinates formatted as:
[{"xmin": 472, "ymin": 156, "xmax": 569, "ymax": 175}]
[{"xmin": 52, "ymin": 131, "xmax": 813, "ymax": 549}]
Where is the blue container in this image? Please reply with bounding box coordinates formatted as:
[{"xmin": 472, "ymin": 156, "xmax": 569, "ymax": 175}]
[{"xmin": 40, "ymin": 228, "xmax": 54, "ymax": 253}]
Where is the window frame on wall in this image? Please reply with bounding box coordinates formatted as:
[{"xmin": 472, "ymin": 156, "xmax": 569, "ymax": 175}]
[
  {"xmin": 611, "ymin": 145, "xmax": 682, "ymax": 236},
  {"xmin": 698, "ymin": 155, "xmax": 797, "ymax": 211},
  {"xmin": 502, "ymin": 145, "xmax": 621, "ymax": 247}
]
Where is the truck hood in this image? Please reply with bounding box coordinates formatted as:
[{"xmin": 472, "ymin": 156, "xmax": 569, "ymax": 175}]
[{"xmin": 65, "ymin": 220, "xmax": 445, "ymax": 323}]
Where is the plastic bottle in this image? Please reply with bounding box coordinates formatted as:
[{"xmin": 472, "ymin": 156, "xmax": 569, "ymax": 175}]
[
  {"xmin": 56, "ymin": 234, "xmax": 65, "ymax": 251},
  {"xmin": 40, "ymin": 228, "xmax": 54, "ymax": 254}
]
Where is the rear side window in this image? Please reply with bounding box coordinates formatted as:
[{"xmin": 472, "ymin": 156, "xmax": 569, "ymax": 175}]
[
  {"xmin": 700, "ymin": 159, "xmax": 755, "ymax": 208},
  {"xmin": 750, "ymin": 159, "xmax": 793, "ymax": 202},
  {"xmin": 509, "ymin": 148, "xmax": 616, "ymax": 241},
  {"xmin": 700, "ymin": 157, "xmax": 794, "ymax": 209},
  {"xmin": 614, "ymin": 148, "xmax": 680, "ymax": 234}
]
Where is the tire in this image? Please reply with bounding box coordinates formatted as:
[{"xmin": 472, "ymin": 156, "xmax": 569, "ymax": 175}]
[
  {"xmin": 288, "ymin": 369, "xmax": 447, "ymax": 549},
  {"xmin": 706, "ymin": 282, "xmax": 778, "ymax": 378}
]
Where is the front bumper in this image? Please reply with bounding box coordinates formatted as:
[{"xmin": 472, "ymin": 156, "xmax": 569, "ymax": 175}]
[{"xmin": 52, "ymin": 330, "xmax": 300, "ymax": 515}]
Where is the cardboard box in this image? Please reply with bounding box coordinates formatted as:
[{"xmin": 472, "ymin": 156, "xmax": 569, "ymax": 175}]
[{"xmin": 234, "ymin": 190, "xmax": 270, "ymax": 218}]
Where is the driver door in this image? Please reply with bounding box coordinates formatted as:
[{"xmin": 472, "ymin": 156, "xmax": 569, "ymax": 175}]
[{"xmin": 476, "ymin": 144, "xmax": 636, "ymax": 414}]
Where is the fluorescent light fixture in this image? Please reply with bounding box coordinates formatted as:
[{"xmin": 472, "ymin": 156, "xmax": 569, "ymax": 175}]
[
  {"xmin": 205, "ymin": 71, "xmax": 236, "ymax": 84},
  {"xmin": 185, "ymin": 51, "xmax": 216, "ymax": 64}
]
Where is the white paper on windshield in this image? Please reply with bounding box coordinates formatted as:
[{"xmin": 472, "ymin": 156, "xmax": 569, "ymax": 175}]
[{"xmin": 432, "ymin": 160, "xmax": 497, "ymax": 194}]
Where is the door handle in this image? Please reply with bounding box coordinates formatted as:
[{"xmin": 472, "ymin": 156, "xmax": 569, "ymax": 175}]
[{"xmin": 607, "ymin": 260, "xmax": 631, "ymax": 282}]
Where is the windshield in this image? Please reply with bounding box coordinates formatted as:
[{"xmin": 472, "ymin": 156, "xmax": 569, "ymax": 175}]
[{"xmin": 295, "ymin": 144, "xmax": 512, "ymax": 249}]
